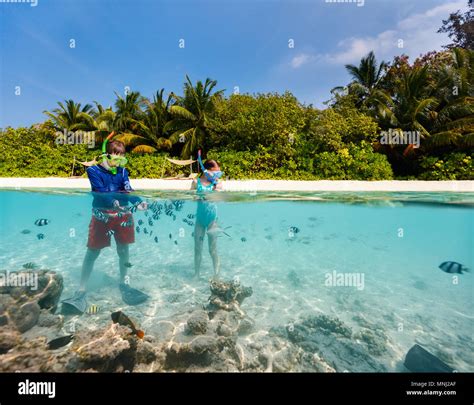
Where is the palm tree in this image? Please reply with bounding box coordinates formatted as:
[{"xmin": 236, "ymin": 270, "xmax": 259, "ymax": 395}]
[
  {"xmin": 43, "ymin": 99, "xmax": 95, "ymax": 131},
  {"xmin": 164, "ymin": 75, "xmax": 224, "ymax": 158},
  {"xmin": 428, "ymin": 48, "xmax": 474, "ymax": 148},
  {"xmin": 80, "ymin": 102, "xmax": 116, "ymax": 144},
  {"xmin": 113, "ymin": 91, "xmax": 146, "ymax": 133},
  {"xmin": 342, "ymin": 51, "xmax": 389, "ymax": 110},
  {"xmin": 116, "ymin": 89, "xmax": 174, "ymax": 153}
]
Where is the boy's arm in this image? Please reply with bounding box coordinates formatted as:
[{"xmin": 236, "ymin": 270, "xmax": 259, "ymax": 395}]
[
  {"xmin": 87, "ymin": 167, "xmax": 121, "ymax": 207},
  {"xmin": 122, "ymin": 169, "xmax": 143, "ymax": 205}
]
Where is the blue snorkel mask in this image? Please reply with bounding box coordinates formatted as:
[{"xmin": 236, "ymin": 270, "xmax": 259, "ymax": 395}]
[{"xmin": 197, "ymin": 150, "xmax": 222, "ymax": 186}]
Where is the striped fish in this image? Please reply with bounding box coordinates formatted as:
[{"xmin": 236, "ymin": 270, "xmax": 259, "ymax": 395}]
[
  {"xmin": 106, "ymin": 230, "xmax": 115, "ymax": 237},
  {"xmin": 439, "ymin": 261, "xmax": 470, "ymax": 274},
  {"xmin": 92, "ymin": 209, "xmax": 109, "ymax": 223},
  {"xmin": 34, "ymin": 219, "xmax": 49, "ymax": 226},
  {"xmin": 120, "ymin": 219, "xmax": 133, "ymax": 228},
  {"xmin": 86, "ymin": 304, "xmax": 100, "ymax": 315}
]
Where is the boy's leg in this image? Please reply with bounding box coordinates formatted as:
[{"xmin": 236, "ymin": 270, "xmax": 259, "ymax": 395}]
[
  {"xmin": 80, "ymin": 248, "xmax": 101, "ymax": 291},
  {"xmin": 207, "ymin": 223, "xmax": 220, "ymax": 278},
  {"xmin": 194, "ymin": 223, "xmax": 206, "ymax": 277},
  {"xmin": 116, "ymin": 242, "xmax": 129, "ymax": 284}
]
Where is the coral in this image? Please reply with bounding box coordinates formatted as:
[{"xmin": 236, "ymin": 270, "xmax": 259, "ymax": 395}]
[
  {"xmin": 302, "ymin": 314, "xmax": 352, "ymax": 338},
  {"xmin": 0, "ymin": 270, "xmax": 63, "ymax": 333},
  {"xmin": 207, "ymin": 279, "xmax": 252, "ymax": 317},
  {"xmin": 354, "ymin": 328, "xmax": 388, "ymax": 356},
  {"xmin": 186, "ymin": 310, "xmax": 209, "ymax": 335}
]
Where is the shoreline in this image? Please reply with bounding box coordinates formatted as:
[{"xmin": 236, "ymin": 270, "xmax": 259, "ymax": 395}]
[{"xmin": 0, "ymin": 177, "xmax": 473, "ymax": 192}]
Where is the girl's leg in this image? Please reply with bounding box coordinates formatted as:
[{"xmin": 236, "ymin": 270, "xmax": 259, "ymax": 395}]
[
  {"xmin": 194, "ymin": 223, "xmax": 206, "ymax": 278},
  {"xmin": 80, "ymin": 248, "xmax": 101, "ymax": 291},
  {"xmin": 207, "ymin": 222, "xmax": 221, "ymax": 278}
]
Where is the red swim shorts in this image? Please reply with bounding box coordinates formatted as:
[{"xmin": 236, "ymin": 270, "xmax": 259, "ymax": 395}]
[{"xmin": 87, "ymin": 211, "xmax": 135, "ymax": 249}]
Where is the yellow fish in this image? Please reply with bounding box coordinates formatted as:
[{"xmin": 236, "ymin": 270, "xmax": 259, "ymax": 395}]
[{"xmin": 86, "ymin": 304, "xmax": 100, "ymax": 315}]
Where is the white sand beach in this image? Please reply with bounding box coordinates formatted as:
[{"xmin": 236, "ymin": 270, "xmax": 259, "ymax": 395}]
[{"xmin": 1, "ymin": 178, "xmax": 473, "ymax": 192}]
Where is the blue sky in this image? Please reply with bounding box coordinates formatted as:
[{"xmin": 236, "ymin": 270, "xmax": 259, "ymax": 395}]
[{"xmin": 0, "ymin": 0, "xmax": 469, "ymax": 127}]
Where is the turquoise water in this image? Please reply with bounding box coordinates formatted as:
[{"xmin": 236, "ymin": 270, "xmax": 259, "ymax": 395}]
[{"xmin": 1, "ymin": 189, "xmax": 473, "ymax": 371}]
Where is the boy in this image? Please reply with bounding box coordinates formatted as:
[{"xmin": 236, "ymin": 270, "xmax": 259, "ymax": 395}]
[{"xmin": 62, "ymin": 137, "xmax": 149, "ymax": 313}]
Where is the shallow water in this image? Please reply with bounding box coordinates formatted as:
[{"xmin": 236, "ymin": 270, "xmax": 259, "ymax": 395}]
[{"xmin": 1, "ymin": 189, "xmax": 473, "ymax": 371}]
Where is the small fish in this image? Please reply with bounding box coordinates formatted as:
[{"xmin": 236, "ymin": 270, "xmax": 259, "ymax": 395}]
[
  {"xmin": 187, "ymin": 221, "xmax": 194, "ymax": 226},
  {"xmin": 111, "ymin": 311, "xmax": 144, "ymax": 339},
  {"xmin": 34, "ymin": 219, "xmax": 49, "ymax": 226},
  {"xmin": 172, "ymin": 215, "xmax": 176, "ymax": 221},
  {"xmin": 152, "ymin": 214, "xmax": 160, "ymax": 220},
  {"xmin": 191, "ymin": 232, "xmax": 195, "ymax": 237},
  {"xmin": 187, "ymin": 214, "xmax": 195, "ymax": 219},
  {"xmin": 21, "ymin": 229, "xmax": 31, "ymax": 234},
  {"xmin": 148, "ymin": 219, "xmax": 153, "ymax": 227},
  {"xmin": 169, "ymin": 233, "xmax": 172, "ymax": 239},
  {"xmin": 144, "ymin": 228, "xmax": 148, "ymax": 234},
  {"xmin": 183, "ymin": 218, "xmax": 188, "ymax": 224},
  {"xmin": 124, "ymin": 262, "xmax": 133, "ymax": 268},
  {"xmin": 136, "ymin": 226, "xmax": 140, "ymax": 233},
  {"xmin": 149, "ymin": 231, "xmax": 153, "ymax": 237},
  {"xmin": 154, "ymin": 236, "xmax": 159, "ymax": 243},
  {"xmin": 106, "ymin": 230, "xmax": 115, "ymax": 237},
  {"xmin": 117, "ymin": 212, "xmax": 124, "ymax": 219},
  {"xmin": 121, "ymin": 219, "xmax": 133, "ymax": 228},
  {"xmin": 37, "ymin": 233, "xmax": 45, "ymax": 240},
  {"xmin": 174, "ymin": 240, "xmax": 178, "ymax": 245},
  {"xmin": 93, "ymin": 209, "xmax": 109, "ymax": 223},
  {"xmin": 439, "ymin": 261, "xmax": 470, "ymax": 274},
  {"xmin": 22, "ymin": 262, "xmax": 38, "ymax": 269},
  {"xmin": 207, "ymin": 226, "xmax": 232, "ymax": 238},
  {"xmin": 241, "ymin": 237, "xmax": 247, "ymax": 242},
  {"xmin": 128, "ymin": 203, "xmax": 139, "ymax": 213},
  {"xmin": 289, "ymin": 226, "xmax": 300, "ymax": 234},
  {"xmin": 138, "ymin": 219, "xmax": 144, "ymax": 226},
  {"xmin": 86, "ymin": 304, "xmax": 101, "ymax": 315},
  {"xmin": 47, "ymin": 334, "xmax": 74, "ymax": 350},
  {"xmin": 144, "ymin": 211, "xmax": 149, "ymax": 217}
]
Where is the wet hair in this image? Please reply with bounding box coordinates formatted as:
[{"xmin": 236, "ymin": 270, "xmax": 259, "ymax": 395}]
[
  {"xmin": 106, "ymin": 140, "xmax": 126, "ymax": 155},
  {"xmin": 203, "ymin": 159, "xmax": 219, "ymax": 170}
]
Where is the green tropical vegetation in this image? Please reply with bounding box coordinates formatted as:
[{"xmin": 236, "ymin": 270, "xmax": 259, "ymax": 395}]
[{"xmin": 1, "ymin": 6, "xmax": 472, "ymax": 180}]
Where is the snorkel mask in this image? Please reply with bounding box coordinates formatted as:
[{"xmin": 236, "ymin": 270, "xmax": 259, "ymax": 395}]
[
  {"xmin": 197, "ymin": 150, "xmax": 222, "ymax": 186},
  {"xmin": 101, "ymin": 132, "xmax": 128, "ymax": 175}
]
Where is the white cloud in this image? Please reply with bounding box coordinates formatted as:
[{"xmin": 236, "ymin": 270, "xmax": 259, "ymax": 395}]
[
  {"xmin": 290, "ymin": 1, "xmax": 468, "ymax": 68},
  {"xmin": 291, "ymin": 53, "xmax": 316, "ymax": 68}
]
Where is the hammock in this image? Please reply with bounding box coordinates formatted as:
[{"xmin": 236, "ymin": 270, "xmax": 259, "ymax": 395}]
[
  {"xmin": 166, "ymin": 157, "xmax": 196, "ymax": 165},
  {"xmin": 79, "ymin": 159, "xmax": 98, "ymax": 167}
]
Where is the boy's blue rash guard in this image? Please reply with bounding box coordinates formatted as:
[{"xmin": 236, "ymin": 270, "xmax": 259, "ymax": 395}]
[{"xmin": 87, "ymin": 165, "xmax": 142, "ymax": 209}]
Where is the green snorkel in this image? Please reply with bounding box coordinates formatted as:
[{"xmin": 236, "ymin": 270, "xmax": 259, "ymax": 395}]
[{"xmin": 101, "ymin": 132, "xmax": 127, "ymax": 175}]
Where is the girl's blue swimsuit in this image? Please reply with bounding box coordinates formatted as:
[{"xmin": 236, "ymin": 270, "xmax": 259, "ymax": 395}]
[{"xmin": 196, "ymin": 177, "xmax": 217, "ymax": 228}]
